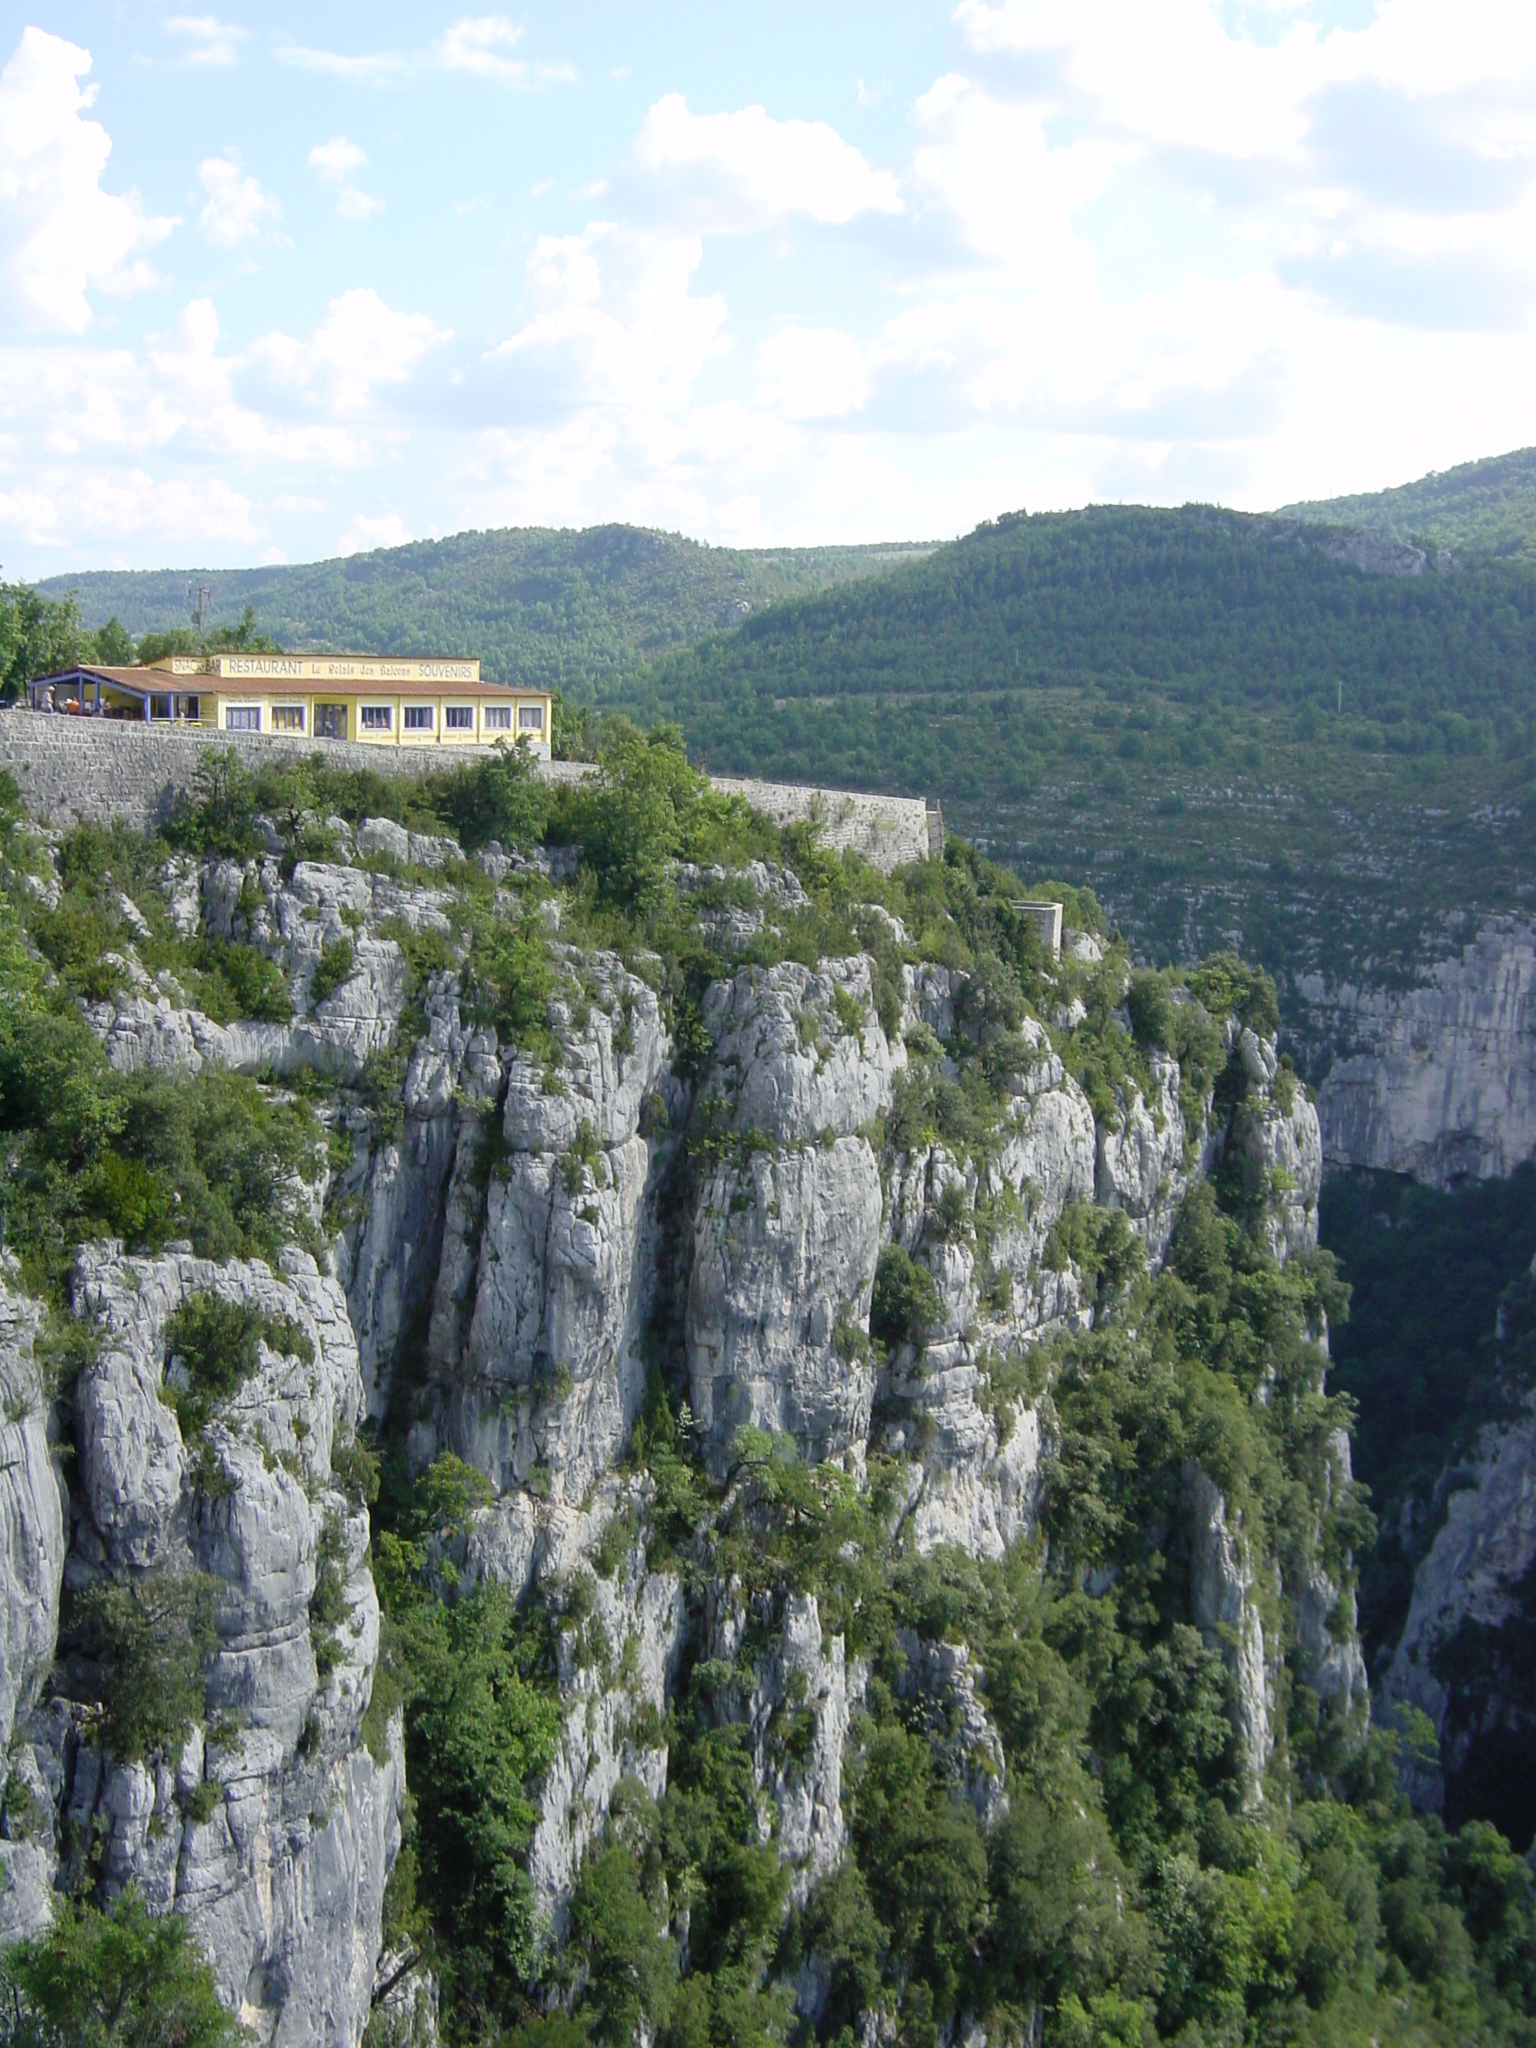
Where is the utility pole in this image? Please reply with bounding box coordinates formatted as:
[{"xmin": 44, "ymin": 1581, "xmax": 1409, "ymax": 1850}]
[
  {"xmin": 1337, "ymin": 678, "xmax": 1342, "ymax": 717},
  {"xmin": 188, "ymin": 582, "xmax": 210, "ymax": 637}
]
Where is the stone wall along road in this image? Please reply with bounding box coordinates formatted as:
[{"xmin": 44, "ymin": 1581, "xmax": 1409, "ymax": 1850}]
[{"xmin": 0, "ymin": 716, "xmax": 935, "ymax": 874}]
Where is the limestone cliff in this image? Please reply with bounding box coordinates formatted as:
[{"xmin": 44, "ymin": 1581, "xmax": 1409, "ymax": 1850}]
[
  {"xmin": 1303, "ymin": 917, "xmax": 1536, "ymax": 1186},
  {"xmin": 0, "ymin": 795, "xmax": 1360, "ymax": 2044}
]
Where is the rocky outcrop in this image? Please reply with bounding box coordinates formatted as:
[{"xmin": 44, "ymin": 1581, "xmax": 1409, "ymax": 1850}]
[
  {"xmin": 86, "ymin": 852, "xmax": 464, "ymax": 1083},
  {"xmin": 1096, "ymin": 1048, "xmax": 1192, "ymax": 1261},
  {"xmin": 335, "ymin": 981, "xmax": 503, "ymax": 1414},
  {"xmin": 705, "ymin": 1585, "xmax": 859, "ymax": 1906},
  {"xmin": 687, "ymin": 960, "xmax": 897, "ymax": 1475},
  {"xmin": 438, "ymin": 953, "xmax": 673, "ymax": 1507},
  {"xmin": 6, "ymin": 1243, "xmax": 407, "ymax": 2047},
  {"xmin": 1306, "ymin": 919, "xmax": 1536, "ymax": 1186},
  {"xmin": 1384, "ymin": 1384, "xmax": 1536, "ymax": 1796},
  {"xmin": 0, "ymin": 1268, "xmax": 67, "ymax": 1946},
  {"xmin": 895, "ymin": 1632, "xmax": 1008, "ymax": 1828},
  {"xmin": 1184, "ymin": 1461, "xmax": 1273, "ymax": 1797},
  {"xmin": 1228, "ymin": 1026, "xmax": 1323, "ymax": 1261},
  {"xmin": 529, "ymin": 1533, "xmax": 685, "ymax": 1941},
  {"xmin": 0, "ymin": 1269, "xmax": 64, "ymax": 1761}
]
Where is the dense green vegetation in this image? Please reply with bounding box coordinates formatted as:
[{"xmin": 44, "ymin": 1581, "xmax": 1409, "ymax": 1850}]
[
  {"xmin": 36, "ymin": 528, "xmax": 932, "ymax": 692},
  {"xmin": 0, "ymin": 1886, "xmax": 245, "ymax": 2047},
  {"xmin": 1284, "ymin": 447, "xmax": 1536, "ymax": 567},
  {"xmin": 0, "ymin": 584, "xmax": 279, "ymax": 697},
  {"xmin": 26, "ymin": 481, "xmax": 1536, "ymax": 997},
  {"xmin": 594, "ymin": 504, "xmax": 1536, "ymax": 992}
]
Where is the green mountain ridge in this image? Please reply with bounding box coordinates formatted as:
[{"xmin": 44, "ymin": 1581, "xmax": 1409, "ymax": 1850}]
[
  {"xmin": 36, "ymin": 525, "xmax": 935, "ymax": 689},
  {"xmin": 599, "ymin": 502, "xmax": 1536, "ymax": 997},
  {"xmin": 1281, "ymin": 445, "xmax": 1536, "ymax": 565},
  {"xmin": 31, "ymin": 448, "xmax": 1536, "ymax": 998}
]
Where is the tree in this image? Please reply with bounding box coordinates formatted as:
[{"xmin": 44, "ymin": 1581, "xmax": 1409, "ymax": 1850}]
[
  {"xmin": 0, "ymin": 1887, "xmax": 247, "ymax": 2046},
  {"xmin": 0, "ymin": 584, "xmax": 83, "ymax": 700}
]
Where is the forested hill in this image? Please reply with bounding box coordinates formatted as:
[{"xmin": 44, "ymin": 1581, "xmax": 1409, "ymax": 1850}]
[
  {"xmin": 1282, "ymin": 445, "xmax": 1536, "ymax": 565},
  {"xmin": 599, "ymin": 503, "xmax": 1536, "ymax": 995},
  {"xmin": 36, "ymin": 526, "xmax": 932, "ymax": 691}
]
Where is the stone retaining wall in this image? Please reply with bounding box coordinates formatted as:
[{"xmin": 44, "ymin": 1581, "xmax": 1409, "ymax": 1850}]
[
  {"xmin": 0, "ymin": 714, "xmax": 935, "ymax": 871},
  {"xmin": 710, "ymin": 774, "xmax": 934, "ymax": 869}
]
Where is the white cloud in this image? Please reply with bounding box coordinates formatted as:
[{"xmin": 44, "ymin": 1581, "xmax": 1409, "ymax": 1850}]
[
  {"xmin": 310, "ymin": 136, "xmax": 368, "ymax": 182},
  {"xmin": 198, "ymin": 152, "xmax": 280, "ymax": 247},
  {"xmin": 634, "ymin": 94, "xmax": 903, "ymax": 227},
  {"xmin": 275, "ymin": 43, "xmax": 408, "ymax": 80},
  {"xmin": 0, "ymin": 466, "xmax": 260, "ymax": 556},
  {"xmin": 339, "ymin": 511, "xmax": 412, "ymax": 554},
  {"xmin": 163, "ymin": 15, "xmax": 249, "ymax": 68},
  {"xmin": 756, "ymin": 328, "xmax": 870, "ymax": 419},
  {"xmin": 0, "ymin": 28, "xmax": 175, "ymax": 333},
  {"xmin": 493, "ymin": 223, "xmax": 728, "ymax": 416},
  {"xmin": 10, "ymin": 0, "xmax": 1536, "ymax": 572},
  {"xmin": 248, "ymin": 288, "xmax": 450, "ymax": 415},
  {"xmin": 309, "ymin": 138, "xmax": 381, "ymax": 220},
  {"xmin": 436, "ymin": 17, "xmax": 577, "ymax": 84},
  {"xmin": 437, "ymin": 16, "xmax": 526, "ymax": 82}
]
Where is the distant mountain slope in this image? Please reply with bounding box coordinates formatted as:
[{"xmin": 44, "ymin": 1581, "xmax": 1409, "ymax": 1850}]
[
  {"xmin": 1282, "ymin": 446, "xmax": 1536, "ymax": 564},
  {"xmin": 37, "ymin": 525, "xmax": 934, "ymax": 689},
  {"xmin": 601, "ymin": 503, "xmax": 1536, "ymax": 995}
]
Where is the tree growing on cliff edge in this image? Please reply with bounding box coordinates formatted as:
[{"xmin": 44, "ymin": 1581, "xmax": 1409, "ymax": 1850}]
[{"xmin": 0, "ymin": 1887, "xmax": 247, "ymax": 2046}]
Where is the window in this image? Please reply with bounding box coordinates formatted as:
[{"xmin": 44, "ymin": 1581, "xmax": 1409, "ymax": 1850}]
[
  {"xmin": 404, "ymin": 705, "xmax": 434, "ymax": 731},
  {"xmin": 181, "ymin": 697, "xmax": 200, "ymax": 720},
  {"xmin": 225, "ymin": 705, "xmax": 260, "ymax": 732},
  {"xmin": 149, "ymin": 694, "xmax": 172, "ymax": 720},
  {"xmin": 360, "ymin": 705, "xmax": 392, "ymax": 731},
  {"xmin": 316, "ymin": 703, "xmax": 346, "ymax": 739},
  {"xmin": 483, "ymin": 704, "xmax": 512, "ymax": 731},
  {"xmin": 271, "ymin": 703, "xmax": 305, "ymax": 732},
  {"xmin": 444, "ymin": 705, "xmax": 474, "ymax": 731},
  {"xmin": 519, "ymin": 703, "xmax": 545, "ymax": 732}
]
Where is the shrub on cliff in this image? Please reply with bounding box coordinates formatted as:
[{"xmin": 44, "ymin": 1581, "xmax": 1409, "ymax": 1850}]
[{"xmin": 0, "ymin": 1886, "xmax": 243, "ymax": 2046}]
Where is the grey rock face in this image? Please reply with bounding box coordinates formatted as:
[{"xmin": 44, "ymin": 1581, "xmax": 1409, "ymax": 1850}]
[
  {"xmin": 335, "ymin": 983, "xmax": 503, "ymax": 1415},
  {"xmin": 704, "ymin": 1585, "xmax": 860, "ymax": 1906},
  {"xmin": 1385, "ymin": 1386, "xmax": 1536, "ymax": 1780},
  {"xmin": 688, "ymin": 1140, "xmax": 883, "ymax": 1476},
  {"xmin": 1308, "ymin": 920, "xmax": 1536, "ymax": 1185},
  {"xmin": 527, "ymin": 1529, "xmax": 685, "ymax": 1940},
  {"xmin": 1184, "ymin": 1461, "xmax": 1273, "ymax": 1799},
  {"xmin": 88, "ymin": 851, "xmax": 458, "ymax": 1084},
  {"xmin": 60, "ymin": 1243, "xmax": 403, "ymax": 2048},
  {"xmin": 877, "ymin": 1019, "xmax": 1089, "ymax": 1557},
  {"xmin": 445, "ymin": 954, "xmax": 672, "ymax": 1506},
  {"xmin": 1229, "ymin": 1030, "xmax": 1322, "ymax": 1262},
  {"xmin": 895, "ymin": 1632, "xmax": 1008, "ymax": 1827},
  {"xmin": 355, "ymin": 818, "xmax": 463, "ymax": 870},
  {"xmin": 1095, "ymin": 1049, "xmax": 1191, "ymax": 1263},
  {"xmin": 699, "ymin": 957, "xmax": 902, "ymax": 1144},
  {"xmin": 0, "ymin": 1268, "xmax": 65, "ymax": 1784},
  {"xmin": 685, "ymin": 960, "xmax": 898, "ymax": 1474}
]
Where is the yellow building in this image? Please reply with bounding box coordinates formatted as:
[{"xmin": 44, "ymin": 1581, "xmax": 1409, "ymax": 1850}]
[{"xmin": 27, "ymin": 653, "xmax": 553, "ymax": 759}]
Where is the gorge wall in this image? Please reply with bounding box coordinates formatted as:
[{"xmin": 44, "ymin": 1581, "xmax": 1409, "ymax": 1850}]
[
  {"xmin": 1304, "ymin": 917, "xmax": 1536, "ymax": 1187},
  {"xmin": 0, "ymin": 769, "xmax": 1379, "ymax": 2045}
]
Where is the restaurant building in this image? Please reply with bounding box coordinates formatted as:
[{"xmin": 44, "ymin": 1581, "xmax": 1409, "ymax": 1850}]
[{"xmin": 26, "ymin": 653, "xmax": 553, "ymax": 759}]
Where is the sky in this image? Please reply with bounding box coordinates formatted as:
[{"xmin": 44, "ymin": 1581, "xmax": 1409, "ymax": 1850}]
[{"xmin": 2, "ymin": 1, "xmax": 1535, "ymax": 577}]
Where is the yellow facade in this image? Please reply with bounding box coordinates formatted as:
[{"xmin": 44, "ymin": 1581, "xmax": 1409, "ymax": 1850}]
[{"xmin": 154, "ymin": 654, "xmax": 552, "ymax": 756}]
